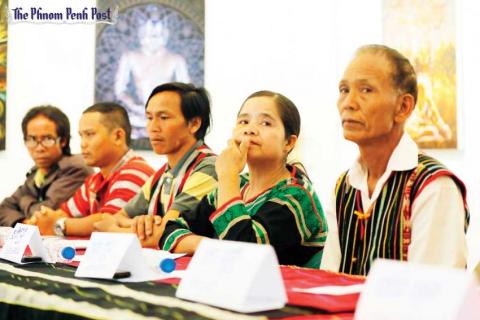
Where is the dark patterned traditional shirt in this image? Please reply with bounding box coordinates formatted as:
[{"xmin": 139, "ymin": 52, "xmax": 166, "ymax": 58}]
[{"xmin": 160, "ymin": 165, "xmax": 327, "ymax": 267}]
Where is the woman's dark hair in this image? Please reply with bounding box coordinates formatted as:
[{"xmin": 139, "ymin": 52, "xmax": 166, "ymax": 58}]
[
  {"xmin": 241, "ymin": 90, "xmax": 301, "ymax": 139},
  {"xmin": 146, "ymin": 82, "xmax": 211, "ymax": 140},
  {"xmin": 241, "ymin": 91, "xmax": 309, "ymax": 178},
  {"xmin": 21, "ymin": 105, "xmax": 71, "ymax": 155},
  {"xmin": 83, "ymin": 102, "xmax": 132, "ymax": 146},
  {"xmin": 356, "ymin": 44, "xmax": 418, "ymax": 103}
]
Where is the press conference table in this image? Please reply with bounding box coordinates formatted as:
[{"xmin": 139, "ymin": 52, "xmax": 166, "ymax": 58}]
[{"xmin": 0, "ymin": 256, "xmax": 363, "ymax": 320}]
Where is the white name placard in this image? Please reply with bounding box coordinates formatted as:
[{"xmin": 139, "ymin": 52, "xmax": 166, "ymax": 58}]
[
  {"xmin": 355, "ymin": 259, "xmax": 480, "ymax": 320},
  {"xmin": 75, "ymin": 232, "xmax": 180, "ymax": 282},
  {"xmin": 75, "ymin": 232, "xmax": 149, "ymax": 279},
  {"xmin": 176, "ymin": 239, "xmax": 287, "ymax": 313},
  {"xmin": 0, "ymin": 223, "xmax": 51, "ymax": 263}
]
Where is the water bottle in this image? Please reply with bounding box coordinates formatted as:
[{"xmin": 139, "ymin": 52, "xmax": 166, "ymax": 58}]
[
  {"xmin": 44, "ymin": 239, "xmax": 76, "ymax": 263},
  {"xmin": 159, "ymin": 258, "xmax": 176, "ymax": 273},
  {"xmin": 58, "ymin": 246, "xmax": 76, "ymax": 263}
]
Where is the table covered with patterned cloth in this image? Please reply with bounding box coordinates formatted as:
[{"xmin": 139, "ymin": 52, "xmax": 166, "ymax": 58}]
[{"xmin": 0, "ymin": 257, "xmax": 363, "ymax": 320}]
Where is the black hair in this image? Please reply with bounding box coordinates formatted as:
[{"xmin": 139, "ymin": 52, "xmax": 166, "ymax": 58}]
[
  {"xmin": 145, "ymin": 82, "xmax": 211, "ymax": 140},
  {"xmin": 241, "ymin": 90, "xmax": 301, "ymax": 139},
  {"xmin": 356, "ymin": 44, "xmax": 418, "ymax": 103},
  {"xmin": 83, "ymin": 102, "xmax": 132, "ymax": 146},
  {"xmin": 21, "ymin": 105, "xmax": 71, "ymax": 155}
]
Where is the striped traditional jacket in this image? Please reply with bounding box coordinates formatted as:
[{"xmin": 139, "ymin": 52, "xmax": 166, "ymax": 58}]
[
  {"xmin": 335, "ymin": 153, "xmax": 469, "ymax": 275},
  {"xmin": 146, "ymin": 143, "xmax": 216, "ymax": 216}
]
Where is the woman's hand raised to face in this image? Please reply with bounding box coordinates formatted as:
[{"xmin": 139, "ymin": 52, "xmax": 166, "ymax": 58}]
[{"xmin": 215, "ymin": 138, "xmax": 250, "ymax": 179}]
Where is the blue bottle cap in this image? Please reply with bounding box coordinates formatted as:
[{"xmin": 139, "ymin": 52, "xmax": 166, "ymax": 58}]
[
  {"xmin": 159, "ymin": 258, "xmax": 176, "ymax": 273},
  {"xmin": 61, "ymin": 246, "xmax": 76, "ymax": 260}
]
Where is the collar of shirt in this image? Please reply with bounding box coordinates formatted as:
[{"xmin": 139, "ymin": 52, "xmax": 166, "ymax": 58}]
[
  {"xmin": 93, "ymin": 149, "xmax": 136, "ymax": 192},
  {"xmin": 164, "ymin": 140, "xmax": 204, "ymax": 178},
  {"xmin": 347, "ymin": 133, "xmax": 419, "ymax": 208},
  {"xmin": 33, "ymin": 169, "xmax": 46, "ymax": 188},
  {"xmin": 102, "ymin": 149, "xmax": 136, "ymax": 178}
]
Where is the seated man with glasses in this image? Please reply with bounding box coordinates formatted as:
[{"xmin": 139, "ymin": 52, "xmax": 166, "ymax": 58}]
[
  {"xmin": 0, "ymin": 106, "xmax": 93, "ymax": 226},
  {"xmin": 31, "ymin": 102, "xmax": 155, "ymax": 236}
]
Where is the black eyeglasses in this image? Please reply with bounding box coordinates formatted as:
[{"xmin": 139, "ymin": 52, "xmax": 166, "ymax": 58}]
[{"xmin": 24, "ymin": 136, "xmax": 61, "ymax": 148}]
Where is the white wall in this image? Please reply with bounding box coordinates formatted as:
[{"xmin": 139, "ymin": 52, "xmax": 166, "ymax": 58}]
[
  {"xmin": 2, "ymin": 0, "xmax": 96, "ymax": 191},
  {"xmin": 2, "ymin": 0, "xmax": 479, "ymax": 264}
]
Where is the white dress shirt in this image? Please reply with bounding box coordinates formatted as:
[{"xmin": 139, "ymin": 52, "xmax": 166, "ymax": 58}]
[{"xmin": 321, "ymin": 133, "xmax": 467, "ymax": 270}]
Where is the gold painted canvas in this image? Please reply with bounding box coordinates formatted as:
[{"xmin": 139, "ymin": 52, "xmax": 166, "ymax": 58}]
[{"xmin": 384, "ymin": 0, "xmax": 457, "ymax": 148}]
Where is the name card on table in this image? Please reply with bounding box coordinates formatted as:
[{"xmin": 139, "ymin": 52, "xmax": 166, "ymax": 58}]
[
  {"xmin": 75, "ymin": 232, "xmax": 181, "ymax": 282},
  {"xmin": 0, "ymin": 223, "xmax": 52, "ymax": 263},
  {"xmin": 75, "ymin": 232, "xmax": 152, "ymax": 280},
  {"xmin": 355, "ymin": 259, "xmax": 480, "ymax": 320},
  {"xmin": 176, "ymin": 239, "xmax": 287, "ymax": 313}
]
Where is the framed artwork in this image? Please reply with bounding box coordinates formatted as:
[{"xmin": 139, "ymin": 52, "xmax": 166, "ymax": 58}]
[
  {"xmin": 95, "ymin": 0, "xmax": 205, "ymax": 150},
  {"xmin": 383, "ymin": 0, "xmax": 457, "ymax": 149},
  {"xmin": 0, "ymin": 0, "xmax": 7, "ymax": 150}
]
